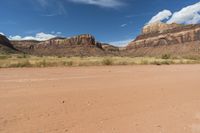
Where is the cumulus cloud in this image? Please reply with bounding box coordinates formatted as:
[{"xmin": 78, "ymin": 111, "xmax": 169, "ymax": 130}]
[
  {"xmin": 148, "ymin": 10, "xmax": 172, "ymax": 24},
  {"xmin": 68, "ymin": 0, "xmax": 124, "ymax": 8},
  {"xmin": 9, "ymin": 32, "xmax": 57, "ymax": 41},
  {"xmin": 148, "ymin": 2, "xmax": 200, "ymax": 25},
  {"xmin": 167, "ymin": 2, "xmax": 200, "ymax": 24},
  {"xmin": 0, "ymin": 32, "xmax": 5, "ymax": 35}
]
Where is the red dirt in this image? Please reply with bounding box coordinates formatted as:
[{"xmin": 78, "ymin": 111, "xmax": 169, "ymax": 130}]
[{"xmin": 1, "ymin": 65, "xmax": 200, "ymax": 133}]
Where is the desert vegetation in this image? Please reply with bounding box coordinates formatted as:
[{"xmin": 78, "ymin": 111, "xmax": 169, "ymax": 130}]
[{"xmin": 0, "ymin": 54, "xmax": 200, "ymax": 68}]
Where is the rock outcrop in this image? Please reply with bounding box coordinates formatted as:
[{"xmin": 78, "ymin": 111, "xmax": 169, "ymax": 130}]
[
  {"xmin": 4, "ymin": 23, "xmax": 200, "ymax": 57},
  {"xmin": 142, "ymin": 22, "xmax": 182, "ymax": 34},
  {"xmin": 126, "ymin": 22, "xmax": 200, "ymax": 56},
  {"xmin": 100, "ymin": 43, "xmax": 120, "ymax": 55},
  {"xmin": 11, "ymin": 34, "xmax": 117, "ymax": 56},
  {"xmin": 0, "ymin": 35, "xmax": 18, "ymax": 54}
]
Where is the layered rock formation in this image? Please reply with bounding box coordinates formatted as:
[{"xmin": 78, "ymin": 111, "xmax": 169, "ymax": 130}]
[
  {"xmin": 142, "ymin": 22, "xmax": 182, "ymax": 34},
  {"xmin": 126, "ymin": 22, "xmax": 200, "ymax": 56},
  {"xmin": 11, "ymin": 34, "xmax": 118, "ymax": 56},
  {"xmin": 100, "ymin": 43, "xmax": 120, "ymax": 56},
  {"xmin": 3, "ymin": 23, "xmax": 200, "ymax": 57}
]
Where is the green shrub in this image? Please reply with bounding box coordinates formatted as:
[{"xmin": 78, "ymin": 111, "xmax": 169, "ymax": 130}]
[
  {"xmin": 161, "ymin": 54, "xmax": 171, "ymax": 59},
  {"xmin": 57, "ymin": 55, "xmax": 62, "ymax": 58},
  {"xmin": 102, "ymin": 58, "xmax": 113, "ymax": 65},
  {"xmin": 35, "ymin": 60, "xmax": 47, "ymax": 67},
  {"xmin": 66, "ymin": 61, "xmax": 73, "ymax": 66}
]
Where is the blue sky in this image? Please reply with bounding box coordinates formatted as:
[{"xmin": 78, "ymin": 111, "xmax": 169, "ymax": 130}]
[{"xmin": 0, "ymin": 0, "xmax": 200, "ymax": 46}]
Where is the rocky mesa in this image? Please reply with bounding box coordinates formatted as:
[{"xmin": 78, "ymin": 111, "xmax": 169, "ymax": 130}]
[
  {"xmin": 10, "ymin": 34, "xmax": 119, "ymax": 56},
  {"xmin": 126, "ymin": 22, "xmax": 200, "ymax": 57},
  {"xmin": 1, "ymin": 22, "xmax": 200, "ymax": 57}
]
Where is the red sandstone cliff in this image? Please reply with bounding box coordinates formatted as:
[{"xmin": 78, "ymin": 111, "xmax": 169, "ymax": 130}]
[
  {"xmin": 126, "ymin": 22, "xmax": 200, "ymax": 56},
  {"xmin": 11, "ymin": 34, "xmax": 118, "ymax": 56}
]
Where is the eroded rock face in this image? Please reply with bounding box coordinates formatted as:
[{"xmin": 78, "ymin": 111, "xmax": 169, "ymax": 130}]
[
  {"xmin": 11, "ymin": 40, "xmax": 40, "ymax": 52},
  {"xmin": 101, "ymin": 43, "xmax": 120, "ymax": 56},
  {"xmin": 142, "ymin": 22, "xmax": 181, "ymax": 34},
  {"xmin": 11, "ymin": 34, "xmax": 109, "ymax": 56},
  {"xmin": 126, "ymin": 23, "xmax": 200, "ymax": 56},
  {"xmin": 101, "ymin": 43, "xmax": 119, "ymax": 52}
]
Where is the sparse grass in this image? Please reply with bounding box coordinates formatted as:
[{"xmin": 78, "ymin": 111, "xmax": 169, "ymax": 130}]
[
  {"xmin": 140, "ymin": 59, "xmax": 149, "ymax": 65},
  {"xmin": 102, "ymin": 58, "xmax": 113, "ymax": 65},
  {"xmin": 0, "ymin": 55, "xmax": 11, "ymax": 59},
  {"xmin": 182, "ymin": 55, "xmax": 200, "ymax": 60},
  {"xmin": 161, "ymin": 54, "xmax": 171, "ymax": 59},
  {"xmin": 0, "ymin": 54, "xmax": 200, "ymax": 68},
  {"xmin": 16, "ymin": 53, "xmax": 28, "ymax": 58}
]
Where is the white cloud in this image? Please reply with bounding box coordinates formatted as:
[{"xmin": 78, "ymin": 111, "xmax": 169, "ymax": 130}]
[
  {"xmin": 109, "ymin": 39, "xmax": 132, "ymax": 46},
  {"xmin": 9, "ymin": 35, "xmax": 23, "ymax": 40},
  {"xmin": 167, "ymin": 2, "xmax": 200, "ymax": 24},
  {"xmin": 68, "ymin": 0, "xmax": 124, "ymax": 8},
  {"xmin": 56, "ymin": 32, "xmax": 62, "ymax": 35},
  {"xmin": 51, "ymin": 31, "xmax": 62, "ymax": 35},
  {"xmin": 121, "ymin": 24, "xmax": 127, "ymax": 28},
  {"xmin": 36, "ymin": 0, "xmax": 67, "ymax": 15},
  {"xmin": 9, "ymin": 32, "xmax": 56, "ymax": 41},
  {"xmin": 148, "ymin": 10, "xmax": 172, "ymax": 24},
  {"xmin": 147, "ymin": 2, "xmax": 200, "ymax": 25},
  {"xmin": 0, "ymin": 32, "xmax": 5, "ymax": 35}
]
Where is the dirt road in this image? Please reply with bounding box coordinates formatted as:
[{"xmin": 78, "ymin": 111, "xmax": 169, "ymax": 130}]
[{"xmin": 1, "ymin": 65, "xmax": 200, "ymax": 133}]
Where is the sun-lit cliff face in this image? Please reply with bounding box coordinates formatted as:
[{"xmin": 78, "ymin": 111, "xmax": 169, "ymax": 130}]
[
  {"xmin": 142, "ymin": 22, "xmax": 182, "ymax": 34},
  {"xmin": 1, "ymin": 22, "xmax": 200, "ymax": 57},
  {"xmin": 126, "ymin": 23, "xmax": 200, "ymax": 56},
  {"xmin": 129, "ymin": 23, "xmax": 200, "ymax": 47},
  {"xmin": 9, "ymin": 34, "xmax": 121, "ymax": 56},
  {"xmin": 10, "ymin": 34, "xmax": 103, "ymax": 56}
]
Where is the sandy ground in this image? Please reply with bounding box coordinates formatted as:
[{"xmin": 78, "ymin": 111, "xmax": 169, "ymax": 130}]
[{"xmin": 1, "ymin": 65, "xmax": 200, "ymax": 133}]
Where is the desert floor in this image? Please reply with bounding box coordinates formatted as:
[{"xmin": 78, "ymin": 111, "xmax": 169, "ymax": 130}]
[{"xmin": 1, "ymin": 65, "xmax": 200, "ymax": 133}]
